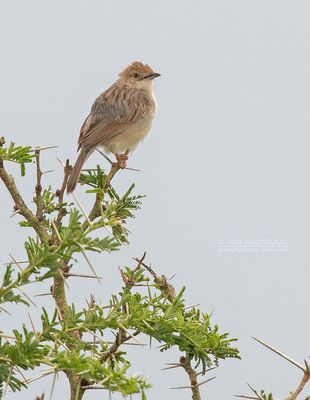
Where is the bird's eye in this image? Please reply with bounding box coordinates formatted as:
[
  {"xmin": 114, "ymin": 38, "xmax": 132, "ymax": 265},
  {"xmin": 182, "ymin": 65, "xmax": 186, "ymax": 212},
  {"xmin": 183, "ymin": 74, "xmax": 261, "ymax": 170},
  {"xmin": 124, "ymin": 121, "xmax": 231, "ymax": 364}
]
[{"xmin": 133, "ymin": 73, "xmax": 140, "ymax": 79}]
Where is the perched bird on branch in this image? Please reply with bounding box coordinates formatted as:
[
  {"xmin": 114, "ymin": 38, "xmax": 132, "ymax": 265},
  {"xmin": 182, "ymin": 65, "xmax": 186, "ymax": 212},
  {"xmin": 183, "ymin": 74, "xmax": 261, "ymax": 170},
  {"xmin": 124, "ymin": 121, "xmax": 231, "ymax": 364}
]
[{"xmin": 66, "ymin": 61, "xmax": 160, "ymax": 193}]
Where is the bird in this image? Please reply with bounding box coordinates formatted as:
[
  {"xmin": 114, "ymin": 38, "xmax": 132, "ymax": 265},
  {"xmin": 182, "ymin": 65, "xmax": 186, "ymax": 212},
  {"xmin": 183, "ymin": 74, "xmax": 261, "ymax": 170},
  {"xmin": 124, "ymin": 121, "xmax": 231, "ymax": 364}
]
[{"xmin": 66, "ymin": 61, "xmax": 160, "ymax": 193}]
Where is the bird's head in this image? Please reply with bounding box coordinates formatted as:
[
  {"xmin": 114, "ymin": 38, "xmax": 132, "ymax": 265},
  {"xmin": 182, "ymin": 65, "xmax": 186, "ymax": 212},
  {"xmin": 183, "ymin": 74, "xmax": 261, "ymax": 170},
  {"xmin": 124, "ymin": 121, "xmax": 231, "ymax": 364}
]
[{"xmin": 119, "ymin": 61, "xmax": 160, "ymax": 91}]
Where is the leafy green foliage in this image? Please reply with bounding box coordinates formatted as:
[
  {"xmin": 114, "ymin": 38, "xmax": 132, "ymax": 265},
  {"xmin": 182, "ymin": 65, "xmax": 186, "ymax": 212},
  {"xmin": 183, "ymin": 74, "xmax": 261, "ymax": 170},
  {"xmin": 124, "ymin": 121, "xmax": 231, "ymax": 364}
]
[
  {"xmin": 0, "ymin": 142, "xmax": 35, "ymax": 175},
  {"xmin": 42, "ymin": 186, "xmax": 59, "ymax": 214},
  {"xmin": 79, "ymin": 165, "xmax": 106, "ymax": 189},
  {"xmin": 80, "ymin": 166, "xmax": 145, "ymax": 242},
  {"xmin": 81, "ymin": 285, "xmax": 239, "ymax": 373},
  {"xmin": 53, "ymin": 350, "xmax": 150, "ymax": 395},
  {"xmin": 0, "ymin": 141, "xmax": 242, "ymax": 399},
  {"xmin": 0, "ymin": 265, "xmax": 29, "ymax": 306}
]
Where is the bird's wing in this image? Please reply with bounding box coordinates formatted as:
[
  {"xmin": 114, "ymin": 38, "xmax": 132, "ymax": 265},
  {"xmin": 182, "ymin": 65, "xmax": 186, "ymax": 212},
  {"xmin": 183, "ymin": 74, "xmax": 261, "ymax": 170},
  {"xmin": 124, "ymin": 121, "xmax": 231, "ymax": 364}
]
[{"xmin": 78, "ymin": 86, "xmax": 153, "ymax": 151}]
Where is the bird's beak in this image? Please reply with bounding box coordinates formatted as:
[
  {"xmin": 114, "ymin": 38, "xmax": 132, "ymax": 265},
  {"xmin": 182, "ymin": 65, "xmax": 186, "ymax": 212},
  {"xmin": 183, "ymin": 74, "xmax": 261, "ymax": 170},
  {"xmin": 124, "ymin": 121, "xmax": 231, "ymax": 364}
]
[{"xmin": 144, "ymin": 72, "xmax": 161, "ymax": 80}]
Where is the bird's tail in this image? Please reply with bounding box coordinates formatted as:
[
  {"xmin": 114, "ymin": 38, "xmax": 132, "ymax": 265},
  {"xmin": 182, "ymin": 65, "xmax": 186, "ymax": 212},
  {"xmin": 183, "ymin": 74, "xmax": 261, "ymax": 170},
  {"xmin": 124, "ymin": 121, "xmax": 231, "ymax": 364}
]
[{"xmin": 67, "ymin": 149, "xmax": 90, "ymax": 193}]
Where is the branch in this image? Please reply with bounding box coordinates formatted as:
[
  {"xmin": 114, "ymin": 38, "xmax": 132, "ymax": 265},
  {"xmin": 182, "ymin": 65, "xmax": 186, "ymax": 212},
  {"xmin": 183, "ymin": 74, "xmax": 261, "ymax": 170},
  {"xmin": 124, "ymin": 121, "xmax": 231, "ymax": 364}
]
[
  {"xmin": 100, "ymin": 255, "xmax": 148, "ymax": 362},
  {"xmin": 133, "ymin": 256, "xmax": 176, "ymax": 302},
  {"xmin": 287, "ymin": 365, "xmax": 310, "ymax": 400},
  {"xmin": 0, "ymin": 139, "xmax": 48, "ymax": 242},
  {"xmin": 172, "ymin": 355, "xmax": 215, "ymax": 400},
  {"xmin": 55, "ymin": 159, "xmax": 71, "ymax": 228},
  {"xmin": 82, "ymin": 162, "xmax": 120, "ymax": 229}
]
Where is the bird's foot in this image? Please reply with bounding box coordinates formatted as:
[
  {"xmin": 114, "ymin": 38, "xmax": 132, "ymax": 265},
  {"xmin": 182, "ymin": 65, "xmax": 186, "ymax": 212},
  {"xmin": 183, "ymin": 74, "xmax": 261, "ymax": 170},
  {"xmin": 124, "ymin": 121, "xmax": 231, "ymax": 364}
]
[{"xmin": 115, "ymin": 153, "xmax": 128, "ymax": 169}]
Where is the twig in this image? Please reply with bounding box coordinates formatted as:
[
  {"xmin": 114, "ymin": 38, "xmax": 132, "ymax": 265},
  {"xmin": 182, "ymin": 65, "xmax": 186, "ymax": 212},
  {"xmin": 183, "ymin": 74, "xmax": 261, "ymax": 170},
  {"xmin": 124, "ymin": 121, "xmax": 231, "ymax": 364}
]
[
  {"xmin": 133, "ymin": 257, "xmax": 176, "ymax": 302},
  {"xmin": 34, "ymin": 149, "xmax": 44, "ymax": 221},
  {"xmin": 55, "ymin": 159, "xmax": 71, "ymax": 229},
  {"xmin": 119, "ymin": 252, "xmax": 146, "ymax": 289}
]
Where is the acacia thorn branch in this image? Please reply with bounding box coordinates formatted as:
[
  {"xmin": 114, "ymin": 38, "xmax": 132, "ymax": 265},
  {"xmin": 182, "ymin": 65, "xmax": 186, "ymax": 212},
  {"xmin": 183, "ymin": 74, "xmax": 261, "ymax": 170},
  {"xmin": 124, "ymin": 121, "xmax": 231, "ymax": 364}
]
[{"xmin": 0, "ymin": 137, "xmax": 48, "ymax": 242}]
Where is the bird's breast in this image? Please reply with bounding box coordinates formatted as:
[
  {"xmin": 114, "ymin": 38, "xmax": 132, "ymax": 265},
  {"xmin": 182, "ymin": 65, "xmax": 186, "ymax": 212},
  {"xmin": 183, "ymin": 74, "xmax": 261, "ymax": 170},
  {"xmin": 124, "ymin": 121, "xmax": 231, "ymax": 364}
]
[{"xmin": 105, "ymin": 112, "xmax": 155, "ymax": 154}]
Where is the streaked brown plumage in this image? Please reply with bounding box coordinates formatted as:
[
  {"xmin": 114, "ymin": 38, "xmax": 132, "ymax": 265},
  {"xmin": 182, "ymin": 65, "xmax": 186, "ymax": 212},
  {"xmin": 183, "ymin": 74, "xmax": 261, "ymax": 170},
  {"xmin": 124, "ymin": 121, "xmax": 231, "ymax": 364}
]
[{"xmin": 66, "ymin": 61, "xmax": 160, "ymax": 193}]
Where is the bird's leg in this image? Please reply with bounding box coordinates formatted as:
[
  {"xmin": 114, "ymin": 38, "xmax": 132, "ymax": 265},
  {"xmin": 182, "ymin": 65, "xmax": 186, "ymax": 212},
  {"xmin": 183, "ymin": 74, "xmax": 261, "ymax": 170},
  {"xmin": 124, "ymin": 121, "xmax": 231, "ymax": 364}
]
[{"xmin": 115, "ymin": 151, "xmax": 129, "ymax": 169}]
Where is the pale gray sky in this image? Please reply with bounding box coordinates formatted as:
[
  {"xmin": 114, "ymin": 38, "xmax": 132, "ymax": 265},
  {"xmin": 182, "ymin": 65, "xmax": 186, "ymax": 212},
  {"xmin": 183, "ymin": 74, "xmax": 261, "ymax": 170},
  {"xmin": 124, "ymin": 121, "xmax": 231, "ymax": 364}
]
[{"xmin": 1, "ymin": 1, "xmax": 310, "ymax": 399}]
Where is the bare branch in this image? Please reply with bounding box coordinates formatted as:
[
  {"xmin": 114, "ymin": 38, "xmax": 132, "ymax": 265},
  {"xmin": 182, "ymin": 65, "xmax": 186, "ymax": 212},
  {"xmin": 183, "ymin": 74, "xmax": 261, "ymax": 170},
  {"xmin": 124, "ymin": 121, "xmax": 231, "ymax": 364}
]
[
  {"xmin": 54, "ymin": 159, "xmax": 71, "ymax": 229},
  {"xmin": 34, "ymin": 149, "xmax": 44, "ymax": 221}
]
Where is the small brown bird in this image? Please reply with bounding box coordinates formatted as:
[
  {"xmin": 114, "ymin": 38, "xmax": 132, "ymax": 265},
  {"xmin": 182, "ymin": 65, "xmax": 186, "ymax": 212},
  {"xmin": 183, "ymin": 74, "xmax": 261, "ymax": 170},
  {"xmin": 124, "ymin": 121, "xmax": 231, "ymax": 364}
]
[{"xmin": 66, "ymin": 61, "xmax": 160, "ymax": 193}]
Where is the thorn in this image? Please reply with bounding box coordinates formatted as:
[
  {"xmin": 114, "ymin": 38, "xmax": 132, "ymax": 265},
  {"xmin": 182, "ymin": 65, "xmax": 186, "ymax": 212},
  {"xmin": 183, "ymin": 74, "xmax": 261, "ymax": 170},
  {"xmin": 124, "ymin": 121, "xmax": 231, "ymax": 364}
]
[
  {"xmin": 81, "ymin": 385, "xmax": 106, "ymax": 390},
  {"xmin": 184, "ymin": 303, "xmax": 201, "ymax": 310},
  {"xmin": 118, "ymin": 324, "xmax": 144, "ymax": 346},
  {"xmin": 4, "ymin": 366, "xmax": 12, "ymax": 397},
  {"xmin": 49, "ymin": 371, "xmax": 57, "ymax": 400},
  {"xmin": 9, "ymin": 254, "xmax": 23, "ymax": 272},
  {"xmin": 247, "ymin": 383, "xmax": 264, "ymax": 400},
  {"xmin": 71, "ymin": 193, "xmax": 92, "ymax": 226},
  {"xmin": 196, "ymin": 376, "xmax": 216, "ymax": 387},
  {"xmin": 170, "ymin": 376, "xmax": 216, "ymax": 389},
  {"xmin": 56, "ymin": 157, "xmax": 66, "ymax": 168},
  {"xmin": 79, "ymin": 248, "xmax": 101, "ymax": 284},
  {"xmin": 15, "ymin": 286, "xmax": 37, "ymax": 307},
  {"xmin": 13, "ymin": 365, "xmax": 27, "ymax": 382},
  {"xmin": 96, "ymin": 149, "xmax": 113, "ymax": 165},
  {"xmin": 3, "ymin": 260, "xmax": 28, "ymax": 265},
  {"xmin": 0, "ymin": 332, "xmax": 16, "ymax": 340},
  {"xmin": 0, "ymin": 307, "xmax": 12, "ymax": 316},
  {"xmin": 50, "ymin": 220, "xmax": 62, "ymax": 243},
  {"xmin": 252, "ymin": 337, "xmax": 306, "ymax": 372},
  {"xmin": 10, "ymin": 210, "xmax": 20, "ymax": 218},
  {"xmin": 161, "ymin": 363, "xmax": 182, "ymax": 370},
  {"xmin": 64, "ymin": 273, "xmax": 103, "ymax": 280},
  {"xmin": 84, "ymin": 328, "xmax": 109, "ymax": 345},
  {"xmin": 22, "ymin": 369, "xmax": 55, "ymax": 385},
  {"xmin": 27, "ymin": 312, "xmax": 36, "ymax": 334},
  {"xmin": 195, "ymin": 366, "xmax": 218, "ymax": 376},
  {"xmin": 29, "ymin": 146, "xmax": 58, "ymax": 152}
]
